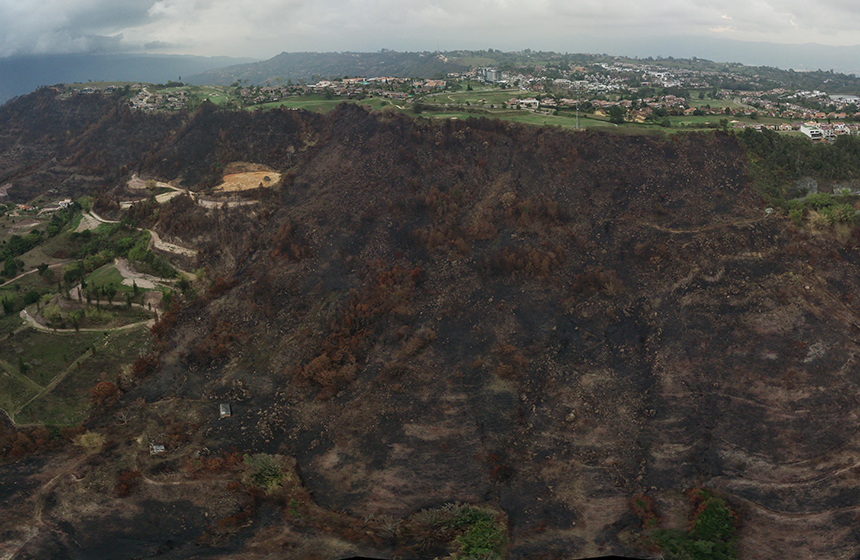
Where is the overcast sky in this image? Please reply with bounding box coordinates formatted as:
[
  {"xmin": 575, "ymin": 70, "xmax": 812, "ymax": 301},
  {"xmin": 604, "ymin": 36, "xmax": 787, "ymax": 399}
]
[{"xmin": 1, "ymin": 0, "xmax": 858, "ymax": 60}]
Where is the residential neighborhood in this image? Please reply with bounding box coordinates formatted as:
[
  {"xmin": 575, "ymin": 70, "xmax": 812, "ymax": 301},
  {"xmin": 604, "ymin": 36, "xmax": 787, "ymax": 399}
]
[{"xmin": 60, "ymin": 53, "xmax": 860, "ymax": 139}]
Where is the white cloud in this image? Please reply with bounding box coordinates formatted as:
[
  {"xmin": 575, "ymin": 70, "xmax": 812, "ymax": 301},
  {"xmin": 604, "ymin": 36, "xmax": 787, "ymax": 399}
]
[{"xmin": 0, "ymin": 0, "xmax": 858, "ymax": 59}]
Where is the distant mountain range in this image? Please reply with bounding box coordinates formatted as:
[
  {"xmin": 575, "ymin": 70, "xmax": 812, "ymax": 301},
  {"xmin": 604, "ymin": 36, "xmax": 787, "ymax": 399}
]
[
  {"xmin": 615, "ymin": 36, "xmax": 860, "ymax": 76},
  {"xmin": 185, "ymin": 51, "xmax": 467, "ymax": 86},
  {"xmin": 0, "ymin": 53, "xmax": 256, "ymax": 104},
  {"xmin": 184, "ymin": 41, "xmax": 860, "ymax": 88}
]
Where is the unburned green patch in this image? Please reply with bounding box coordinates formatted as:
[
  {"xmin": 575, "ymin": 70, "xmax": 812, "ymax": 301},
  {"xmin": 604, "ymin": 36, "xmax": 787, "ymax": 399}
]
[
  {"xmin": 86, "ymin": 265, "xmax": 127, "ymax": 291},
  {"xmin": 0, "ymin": 367, "xmax": 38, "ymax": 420},
  {"xmin": 9, "ymin": 326, "xmax": 151, "ymax": 425},
  {"xmin": 0, "ymin": 330, "xmax": 103, "ymax": 387}
]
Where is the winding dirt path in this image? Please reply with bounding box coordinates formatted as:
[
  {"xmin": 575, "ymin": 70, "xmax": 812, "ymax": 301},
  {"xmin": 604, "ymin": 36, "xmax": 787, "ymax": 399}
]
[
  {"xmin": 0, "ymin": 261, "xmax": 73, "ymax": 288},
  {"xmin": 147, "ymin": 230, "xmax": 198, "ymax": 258},
  {"xmin": 81, "ymin": 208, "xmax": 198, "ymax": 259},
  {"xmin": 3, "ymin": 453, "xmax": 93, "ymax": 559},
  {"xmin": 19, "ymin": 308, "xmax": 154, "ymax": 334},
  {"xmin": 114, "ymin": 258, "xmax": 171, "ymax": 289},
  {"xmin": 645, "ymin": 214, "xmax": 772, "ymax": 235}
]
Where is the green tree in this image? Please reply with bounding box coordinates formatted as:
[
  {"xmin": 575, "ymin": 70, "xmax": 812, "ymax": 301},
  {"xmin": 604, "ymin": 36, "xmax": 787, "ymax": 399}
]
[
  {"xmin": 607, "ymin": 105, "xmax": 626, "ymax": 124},
  {"xmin": 103, "ymin": 283, "xmax": 118, "ymax": 304},
  {"xmin": 2, "ymin": 257, "xmax": 18, "ymax": 278}
]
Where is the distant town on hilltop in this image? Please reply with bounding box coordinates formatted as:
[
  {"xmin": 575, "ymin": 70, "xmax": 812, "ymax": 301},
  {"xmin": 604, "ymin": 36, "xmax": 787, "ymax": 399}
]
[{"xmin": 54, "ymin": 50, "xmax": 860, "ymax": 140}]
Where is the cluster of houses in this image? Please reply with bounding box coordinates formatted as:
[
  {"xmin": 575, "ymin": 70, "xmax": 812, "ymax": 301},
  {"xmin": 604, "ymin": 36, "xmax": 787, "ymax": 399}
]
[
  {"xmin": 9, "ymin": 198, "xmax": 74, "ymax": 215},
  {"xmin": 308, "ymin": 77, "xmax": 446, "ymax": 96},
  {"xmin": 449, "ymin": 66, "xmax": 630, "ymax": 95},
  {"xmin": 726, "ymin": 89, "xmax": 858, "ymax": 122},
  {"xmin": 235, "ymin": 77, "xmax": 447, "ymax": 106},
  {"xmin": 505, "ymin": 94, "xmax": 688, "ymax": 117},
  {"xmin": 798, "ymin": 121, "xmax": 857, "ymax": 140},
  {"xmin": 71, "ymin": 85, "xmax": 124, "ymax": 95},
  {"xmin": 450, "ymin": 60, "xmax": 708, "ymax": 96},
  {"xmin": 724, "ymin": 120, "xmax": 859, "ymax": 140},
  {"xmin": 501, "ymin": 92, "xmax": 860, "ymax": 137},
  {"xmin": 67, "ymin": 83, "xmax": 189, "ymax": 112},
  {"xmin": 129, "ymin": 88, "xmax": 187, "ymax": 111},
  {"xmin": 447, "ymin": 60, "xmax": 860, "ymax": 126}
]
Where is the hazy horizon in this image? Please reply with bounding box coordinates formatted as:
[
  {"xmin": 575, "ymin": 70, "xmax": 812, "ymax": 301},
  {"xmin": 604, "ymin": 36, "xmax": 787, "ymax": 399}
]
[{"xmin": 1, "ymin": 0, "xmax": 858, "ymax": 65}]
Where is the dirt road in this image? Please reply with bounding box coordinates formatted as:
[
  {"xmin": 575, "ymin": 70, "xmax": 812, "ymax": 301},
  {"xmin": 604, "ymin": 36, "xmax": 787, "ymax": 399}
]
[
  {"xmin": 76, "ymin": 209, "xmax": 197, "ymax": 258},
  {"xmin": 115, "ymin": 258, "xmax": 165, "ymax": 289},
  {"xmin": 19, "ymin": 309, "xmax": 154, "ymax": 334},
  {"xmin": 148, "ymin": 230, "xmax": 198, "ymax": 258},
  {"xmin": 75, "ymin": 211, "xmax": 102, "ymax": 232}
]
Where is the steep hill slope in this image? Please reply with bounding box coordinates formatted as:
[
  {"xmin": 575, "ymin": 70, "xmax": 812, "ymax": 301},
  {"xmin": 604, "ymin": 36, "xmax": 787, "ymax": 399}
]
[
  {"xmin": 3, "ymin": 95, "xmax": 860, "ymax": 559},
  {"xmin": 0, "ymin": 88, "xmax": 183, "ymax": 202}
]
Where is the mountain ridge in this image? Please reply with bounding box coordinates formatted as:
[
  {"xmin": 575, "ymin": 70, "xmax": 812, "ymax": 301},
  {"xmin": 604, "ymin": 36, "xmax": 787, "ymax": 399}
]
[{"xmin": 185, "ymin": 50, "xmax": 468, "ymax": 86}]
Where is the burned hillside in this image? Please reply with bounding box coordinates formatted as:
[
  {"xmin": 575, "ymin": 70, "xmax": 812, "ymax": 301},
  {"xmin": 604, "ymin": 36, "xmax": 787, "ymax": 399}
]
[{"xmin": 3, "ymin": 94, "xmax": 860, "ymax": 559}]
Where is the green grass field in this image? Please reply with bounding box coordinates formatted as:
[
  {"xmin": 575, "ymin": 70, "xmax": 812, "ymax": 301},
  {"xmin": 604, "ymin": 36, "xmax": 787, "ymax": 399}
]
[
  {"xmin": 86, "ymin": 264, "xmax": 140, "ymax": 293},
  {"xmin": 14, "ymin": 325, "xmax": 152, "ymax": 425},
  {"xmin": 253, "ymin": 95, "xmax": 402, "ymax": 113},
  {"xmin": 1, "ymin": 330, "xmax": 104, "ymax": 387},
  {"xmin": 427, "ymin": 89, "xmax": 520, "ymax": 106},
  {"xmin": 416, "ymin": 106, "xmax": 627, "ymax": 131},
  {"xmin": 190, "ymin": 85, "xmax": 231, "ymax": 105},
  {"xmin": 0, "ymin": 324, "xmax": 152, "ymax": 426},
  {"xmin": 0, "ymin": 269, "xmax": 58, "ymax": 295},
  {"xmin": 0, "ymin": 311, "xmax": 24, "ymax": 337},
  {"xmin": 0, "ymin": 365, "xmax": 38, "ymax": 422},
  {"xmin": 230, "ymin": 86, "xmax": 816, "ymax": 137}
]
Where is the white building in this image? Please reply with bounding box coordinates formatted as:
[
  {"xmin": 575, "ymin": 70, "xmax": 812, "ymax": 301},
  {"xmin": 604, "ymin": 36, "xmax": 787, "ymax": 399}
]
[{"xmin": 800, "ymin": 123, "xmax": 824, "ymax": 140}]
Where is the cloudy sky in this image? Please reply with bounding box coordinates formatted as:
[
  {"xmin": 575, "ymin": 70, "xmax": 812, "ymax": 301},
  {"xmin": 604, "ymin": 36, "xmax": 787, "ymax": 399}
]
[{"xmin": 1, "ymin": 0, "xmax": 858, "ymax": 60}]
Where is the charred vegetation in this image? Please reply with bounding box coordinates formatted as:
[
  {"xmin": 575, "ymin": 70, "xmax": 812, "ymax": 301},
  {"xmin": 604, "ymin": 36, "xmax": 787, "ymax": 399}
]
[{"xmin": 2, "ymin": 92, "xmax": 860, "ymax": 559}]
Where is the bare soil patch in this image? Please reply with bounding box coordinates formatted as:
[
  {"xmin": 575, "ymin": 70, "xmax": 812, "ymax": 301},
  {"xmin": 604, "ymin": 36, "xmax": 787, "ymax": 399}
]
[
  {"xmin": 127, "ymin": 175, "xmax": 175, "ymax": 191},
  {"xmin": 215, "ymin": 162, "xmax": 281, "ymax": 192},
  {"xmin": 75, "ymin": 212, "xmax": 101, "ymax": 232},
  {"xmin": 9, "ymin": 219, "xmax": 40, "ymax": 233},
  {"xmin": 127, "ymin": 175, "xmax": 148, "ymax": 190},
  {"xmin": 214, "ymin": 171, "xmax": 281, "ymax": 193}
]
